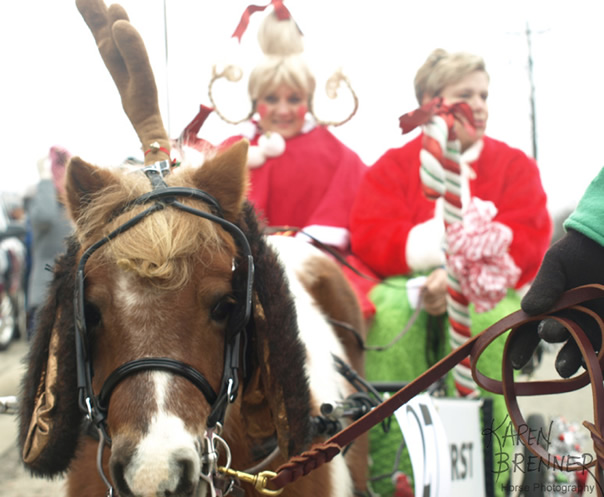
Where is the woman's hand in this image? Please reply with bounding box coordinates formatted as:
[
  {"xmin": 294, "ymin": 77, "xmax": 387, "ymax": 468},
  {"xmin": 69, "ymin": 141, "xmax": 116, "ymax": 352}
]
[{"xmin": 423, "ymin": 267, "xmax": 448, "ymax": 315}]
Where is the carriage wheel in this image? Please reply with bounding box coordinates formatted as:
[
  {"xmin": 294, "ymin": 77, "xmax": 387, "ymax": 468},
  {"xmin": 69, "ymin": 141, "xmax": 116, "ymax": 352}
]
[
  {"xmin": 14, "ymin": 289, "xmax": 26, "ymax": 340},
  {"xmin": 0, "ymin": 292, "xmax": 16, "ymax": 350}
]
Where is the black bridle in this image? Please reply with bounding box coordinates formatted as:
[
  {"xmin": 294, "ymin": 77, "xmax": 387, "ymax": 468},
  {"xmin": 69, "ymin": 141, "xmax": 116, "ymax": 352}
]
[{"xmin": 74, "ymin": 162, "xmax": 255, "ymax": 446}]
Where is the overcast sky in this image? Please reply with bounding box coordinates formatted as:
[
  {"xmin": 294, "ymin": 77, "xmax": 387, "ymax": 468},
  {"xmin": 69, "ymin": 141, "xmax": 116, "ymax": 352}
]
[{"xmin": 2, "ymin": 0, "xmax": 603, "ymax": 219}]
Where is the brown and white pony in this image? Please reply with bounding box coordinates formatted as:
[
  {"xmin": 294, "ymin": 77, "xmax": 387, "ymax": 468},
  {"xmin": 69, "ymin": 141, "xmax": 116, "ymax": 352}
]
[
  {"xmin": 18, "ymin": 139, "xmax": 368, "ymax": 497},
  {"xmin": 17, "ymin": 3, "xmax": 367, "ymax": 495}
]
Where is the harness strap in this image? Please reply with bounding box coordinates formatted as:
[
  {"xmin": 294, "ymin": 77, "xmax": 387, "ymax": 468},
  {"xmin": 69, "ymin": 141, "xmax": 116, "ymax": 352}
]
[
  {"xmin": 268, "ymin": 284, "xmax": 604, "ymax": 494},
  {"xmin": 98, "ymin": 358, "xmax": 218, "ymax": 412}
]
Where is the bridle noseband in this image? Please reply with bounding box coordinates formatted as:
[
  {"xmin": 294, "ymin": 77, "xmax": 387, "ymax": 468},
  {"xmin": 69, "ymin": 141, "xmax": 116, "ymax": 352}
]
[{"xmin": 73, "ymin": 162, "xmax": 255, "ymax": 494}]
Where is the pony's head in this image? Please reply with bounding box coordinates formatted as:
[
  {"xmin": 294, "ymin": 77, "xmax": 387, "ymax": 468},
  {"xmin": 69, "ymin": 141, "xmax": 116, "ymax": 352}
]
[{"xmin": 39, "ymin": 140, "xmax": 252, "ymax": 496}]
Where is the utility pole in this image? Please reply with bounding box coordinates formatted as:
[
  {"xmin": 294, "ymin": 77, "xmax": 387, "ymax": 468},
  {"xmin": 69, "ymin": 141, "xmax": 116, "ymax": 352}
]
[
  {"xmin": 526, "ymin": 22, "xmax": 538, "ymax": 160},
  {"xmin": 163, "ymin": 0, "xmax": 171, "ymax": 135}
]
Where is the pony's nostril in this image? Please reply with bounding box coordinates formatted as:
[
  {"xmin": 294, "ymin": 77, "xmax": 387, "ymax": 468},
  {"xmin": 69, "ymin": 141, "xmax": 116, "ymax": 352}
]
[
  {"xmin": 109, "ymin": 442, "xmax": 136, "ymax": 497},
  {"xmin": 111, "ymin": 460, "xmax": 135, "ymax": 497},
  {"xmin": 162, "ymin": 457, "xmax": 197, "ymax": 497}
]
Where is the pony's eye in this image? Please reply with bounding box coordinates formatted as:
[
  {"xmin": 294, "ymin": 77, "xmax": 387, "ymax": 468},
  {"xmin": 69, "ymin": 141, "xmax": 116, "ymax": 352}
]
[
  {"xmin": 211, "ymin": 297, "xmax": 236, "ymax": 323},
  {"xmin": 84, "ymin": 301, "xmax": 102, "ymax": 328}
]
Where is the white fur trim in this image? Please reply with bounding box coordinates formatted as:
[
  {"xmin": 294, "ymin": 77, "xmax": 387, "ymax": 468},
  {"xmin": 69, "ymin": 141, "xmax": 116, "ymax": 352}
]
[
  {"xmin": 236, "ymin": 120, "xmax": 258, "ymax": 140},
  {"xmin": 459, "ymin": 139, "xmax": 483, "ymax": 207},
  {"xmin": 246, "ymin": 145, "xmax": 266, "ymax": 168},
  {"xmin": 259, "ymin": 132, "xmax": 286, "ymax": 157},
  {"xmin": 406, "ymin": 217, "xmax": 445, "ymax": 272},
  {"xmin": 173, "ymin": 145, "xmax": 206, "ymax": 168},
  {"xmin": 296, "ymin": 225, "xmax": 350, "ymax": 250},
  {"xmin": 243, "ymin": 118, "xmax": 315, "ymax": 168},
  {"xmin": 461, "ymin": 138, "xmax": 483, "ymax": 166},
  {"xmin": 246, "ymin": 131, "xmax": 286, "ymax": 168}
]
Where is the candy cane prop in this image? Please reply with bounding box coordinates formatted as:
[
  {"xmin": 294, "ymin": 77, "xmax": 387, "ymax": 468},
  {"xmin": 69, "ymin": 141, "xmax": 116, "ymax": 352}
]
[{"xmin": 400, "ymin": 98, "xmax": 478, "ymax": 396}]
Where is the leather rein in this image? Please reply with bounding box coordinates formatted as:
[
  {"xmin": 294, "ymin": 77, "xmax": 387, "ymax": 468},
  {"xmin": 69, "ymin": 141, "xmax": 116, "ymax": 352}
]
[{"xmin": 267, "ymin": 284, "xmax": 604, "ymax": 495}]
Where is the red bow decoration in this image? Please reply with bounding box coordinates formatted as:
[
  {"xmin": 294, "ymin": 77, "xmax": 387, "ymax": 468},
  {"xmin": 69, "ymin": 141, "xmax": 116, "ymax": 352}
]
[
  {"xmin": 231, "ymin": 0, "xmax": 292, "ymax": 42},
  {"xmin": 179, "ymin": 105, "xmax": 214, "ymax": 144},
  {"xmin": 398, "ymin": 97, "xmax": 476, "ymax": 137},
  {"xmin": 177, "ymin": 105, "xmax": 241, "ymax": 156}
]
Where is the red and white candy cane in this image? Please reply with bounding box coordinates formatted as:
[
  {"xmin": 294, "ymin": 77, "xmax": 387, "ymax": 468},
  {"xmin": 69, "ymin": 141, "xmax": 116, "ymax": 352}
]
[{"xmin": 400, "ymin": 98, "xmax": 477, "ymax": 396}]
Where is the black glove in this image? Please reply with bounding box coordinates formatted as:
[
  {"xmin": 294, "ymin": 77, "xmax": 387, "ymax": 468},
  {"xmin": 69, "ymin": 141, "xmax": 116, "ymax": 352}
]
[{"xmin": 509, "ymin": 229, "xmax": 604, "ymax": 377}]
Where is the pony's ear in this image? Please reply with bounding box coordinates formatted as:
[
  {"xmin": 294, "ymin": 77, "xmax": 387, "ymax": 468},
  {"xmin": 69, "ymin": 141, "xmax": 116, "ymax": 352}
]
[
  {"xmin": 65, "ymin": 157, "xmax": 119, "ymax": 222},
  {"xmin": 18, "ymin": 238, "xmax": 82, "ymax": 476},
  {"xmin": 192, "ymin": 139, "xmax": 249, "ymax": 221}
]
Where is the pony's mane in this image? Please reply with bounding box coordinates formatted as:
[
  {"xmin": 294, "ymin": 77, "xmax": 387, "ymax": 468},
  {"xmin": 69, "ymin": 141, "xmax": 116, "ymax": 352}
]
[{"xmin": 75, "ymin": 166, "xmax": 235, "ymax": 291}]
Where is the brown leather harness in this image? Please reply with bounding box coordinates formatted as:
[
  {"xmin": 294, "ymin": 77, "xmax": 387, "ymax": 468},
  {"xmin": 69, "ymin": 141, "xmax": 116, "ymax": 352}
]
[{"xmin": 268, "ymin": 284, "xmax": 604, "ymax": 495}]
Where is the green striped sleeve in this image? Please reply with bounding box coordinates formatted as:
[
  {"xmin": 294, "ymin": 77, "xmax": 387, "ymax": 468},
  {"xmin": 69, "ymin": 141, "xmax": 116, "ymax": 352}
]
[{"xmin": 564, "ymin": 167, "xmax": 604, "ymax": 246}]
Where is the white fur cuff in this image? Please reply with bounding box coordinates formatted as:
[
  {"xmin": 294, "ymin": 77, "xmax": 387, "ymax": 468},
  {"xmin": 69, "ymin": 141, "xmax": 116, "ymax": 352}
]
[{"xmin": 406, "ymin": 217, "xmax": 445, "ymax": 272}]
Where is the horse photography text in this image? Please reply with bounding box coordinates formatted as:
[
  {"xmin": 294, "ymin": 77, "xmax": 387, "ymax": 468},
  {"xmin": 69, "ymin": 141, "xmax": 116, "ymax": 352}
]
[{"xmin": 484, "ymin": 414, "xmax": 600, "ymax": 493}]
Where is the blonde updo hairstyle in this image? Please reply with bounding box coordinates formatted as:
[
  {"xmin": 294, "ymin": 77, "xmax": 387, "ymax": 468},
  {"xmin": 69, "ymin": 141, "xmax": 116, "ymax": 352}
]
[
  {"xmin": 247, "ymin": 11, "xmax": 316, "ymax": 108},
  {"xmin": 209, "ymin": 6, "xmax": 358, "ymax": 126},
  {"xmin": 414, "ymin": 49, "xmax": 488, "ymax": 105}
]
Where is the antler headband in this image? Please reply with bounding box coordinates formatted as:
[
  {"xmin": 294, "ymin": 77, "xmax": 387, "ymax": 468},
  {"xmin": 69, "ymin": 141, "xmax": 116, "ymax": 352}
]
[{"xmin": 76, "ymin": 0, "xmax": 171, "ymax": 166}]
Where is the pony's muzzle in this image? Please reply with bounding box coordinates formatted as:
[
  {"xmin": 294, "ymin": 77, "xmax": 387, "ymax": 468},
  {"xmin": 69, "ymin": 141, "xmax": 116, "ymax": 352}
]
[{"xmin": 109, "ymin": 437, "xmax": 201, "ymax": 497}]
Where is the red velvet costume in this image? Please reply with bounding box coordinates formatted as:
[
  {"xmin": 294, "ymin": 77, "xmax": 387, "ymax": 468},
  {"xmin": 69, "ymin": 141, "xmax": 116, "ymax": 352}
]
[
  {"xmin": 241, "ymin": 124, "xmax": 376, "ymax": 316},
  {"xmin": 247, "ymin": 126, "xmax": 367, "ymax": 244},
  {"xmin": 350, "ymin": 135, "xmax": 552, "ymax": 288}
]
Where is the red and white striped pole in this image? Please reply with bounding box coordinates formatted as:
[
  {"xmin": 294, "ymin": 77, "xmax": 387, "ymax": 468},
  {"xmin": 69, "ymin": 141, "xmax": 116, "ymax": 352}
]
[{"xmin": 401, "ymin": 99, "xmax": 478, "ymax": 397}]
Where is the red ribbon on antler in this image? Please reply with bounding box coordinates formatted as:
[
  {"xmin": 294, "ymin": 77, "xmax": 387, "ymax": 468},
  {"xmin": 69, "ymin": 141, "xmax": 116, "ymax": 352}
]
[
  {"xmin": 399, "ymin": 97, "xmax": 476, "ymax": 137},
  {"xmin": 231, "ymin": 0, "xmax": 292, "ymax": 42},
  {"xmin": 180, "ymin": 105, "xmax": 214, "ymax": 143}
]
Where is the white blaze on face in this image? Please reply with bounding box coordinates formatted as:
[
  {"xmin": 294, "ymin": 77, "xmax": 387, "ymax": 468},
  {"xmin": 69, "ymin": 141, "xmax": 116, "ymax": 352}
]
[
  {"xmin": 112, "ymin": 274, "xmax": 202, "ymax": 495},
  {"xmin": 266, "ymin": 236, "xmax": 354, "ymax": 497},
  {"xmin": 114, "ymin": 273, "xmax": 171, "ymax": 332},
  {"xmin": 123, "ymin": 372, "xmax": 201, "ymax": 495}
]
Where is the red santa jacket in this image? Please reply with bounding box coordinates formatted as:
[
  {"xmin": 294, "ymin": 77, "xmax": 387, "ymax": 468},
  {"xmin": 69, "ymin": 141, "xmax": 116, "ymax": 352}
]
[
  {"xmin": 350, "ymin": 135, "xmax": 552, "ymax": 288},
  {"xmin": 248, "ymin": 126, "xmax": 367, "ymax": 245}
]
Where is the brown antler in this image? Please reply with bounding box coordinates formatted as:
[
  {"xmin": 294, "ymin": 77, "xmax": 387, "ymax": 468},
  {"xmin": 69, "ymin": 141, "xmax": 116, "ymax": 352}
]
[{"xmin": 76, "ymin": 0, "xmax": 170, "ymax": 165}]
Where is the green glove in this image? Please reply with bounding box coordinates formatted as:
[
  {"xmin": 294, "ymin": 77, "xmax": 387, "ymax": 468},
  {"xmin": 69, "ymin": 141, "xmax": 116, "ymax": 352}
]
[{"xmin": 509, "ymin": 229, "xmax": 604, "ymax": 377}]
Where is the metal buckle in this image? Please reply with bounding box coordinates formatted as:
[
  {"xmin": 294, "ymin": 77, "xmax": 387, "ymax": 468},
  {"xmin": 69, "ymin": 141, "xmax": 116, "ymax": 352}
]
[
  {"xmin": 217, "ymin": 468, "xmax": 283, "ymax": 496},
  {"xmin": 141, "ymin": 160, "xmax": 172, "ymax": 178},
  {"xmin": 200, "ymin": 424, "xmax": 233, "ymax": 496},
  {"xmin": 85, "ymin": 396, "xmax": 94, "ymax": 421},
  {"xmin": 227, "ymin": 378, "xmax": 235, "ymax": 403}
]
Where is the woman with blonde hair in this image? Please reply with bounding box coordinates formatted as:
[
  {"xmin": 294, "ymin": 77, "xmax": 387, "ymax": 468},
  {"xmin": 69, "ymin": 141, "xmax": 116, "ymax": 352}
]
[
  {"xmin": 349, "ymin": 49, "xmax": 552, "ymax": 496},
  {"xmin": 206, "ymin": 2, "xmax": 375, "ymax": 318}
]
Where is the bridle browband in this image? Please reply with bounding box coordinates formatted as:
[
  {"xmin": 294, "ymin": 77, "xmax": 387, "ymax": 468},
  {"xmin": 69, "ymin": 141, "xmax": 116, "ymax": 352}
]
[{"xmin": 74, "ymin": 162, "xmax": 255, "ymax": 462}]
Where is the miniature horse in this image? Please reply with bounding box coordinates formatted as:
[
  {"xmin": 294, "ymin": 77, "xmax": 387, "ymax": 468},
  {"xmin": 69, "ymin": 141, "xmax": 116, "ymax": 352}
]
[{"xmin": 18, "ymin": 140, "xmax": 368, "ymax": 497}]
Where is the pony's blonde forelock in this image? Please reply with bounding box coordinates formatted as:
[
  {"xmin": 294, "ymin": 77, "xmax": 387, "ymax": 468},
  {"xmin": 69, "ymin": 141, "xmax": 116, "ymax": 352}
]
[{"xmin": 77, "ymin": 168, "xmax": 234, "ymax": 291}]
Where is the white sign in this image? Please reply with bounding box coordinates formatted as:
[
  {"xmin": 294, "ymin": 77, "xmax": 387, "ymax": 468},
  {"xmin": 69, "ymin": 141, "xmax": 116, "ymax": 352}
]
[
  {"xmin": 394, "ymin": 394, "xmax": 451, "ymax": 497},
  {"xmin": 395, "ymin": 395, "xmax": 487, "ymax": 497}
]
